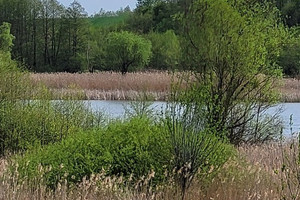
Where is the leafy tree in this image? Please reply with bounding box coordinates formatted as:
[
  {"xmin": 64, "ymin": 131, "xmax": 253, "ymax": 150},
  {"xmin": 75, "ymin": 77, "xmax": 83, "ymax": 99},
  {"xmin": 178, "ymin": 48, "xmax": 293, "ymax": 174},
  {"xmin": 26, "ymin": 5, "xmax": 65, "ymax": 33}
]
[
  {"xmin": 165, "ymin": 0, "xmax": 286, "ymax": 197},
  {"xmin": 127, "ymin": 0, "xmax": 181, "ymax": 34},
  {"xmin": 105, "ymin": 31, "xmax": 152, "ymax": 74},
  {"xmin": 66, "ymin": 0, "xmax": 88, "ymax": 57},
  {"xmin": 147, "ymin": 30, "xmax": 181, "ymax": 69},
  {"xmin": 0, "ymin": 22, "xmax": 14, "ymax": 53},
  {"xmin": 180, "ymin": 0, "xmax": 286, "ymax": 145},
  {"xmin": 85, "ymin": 27, "xmax": 108, "ymax": 72},
  {"xmin": 0, "ymin": 0, "xmax": 90, "ymax": 72},
  {"xmin": 278, "ymin": 32, "xmax": 300, "ymax": 78},
  {"xmin": 126, "ymin": 11, "xmax": 154, "ymax": 34}
]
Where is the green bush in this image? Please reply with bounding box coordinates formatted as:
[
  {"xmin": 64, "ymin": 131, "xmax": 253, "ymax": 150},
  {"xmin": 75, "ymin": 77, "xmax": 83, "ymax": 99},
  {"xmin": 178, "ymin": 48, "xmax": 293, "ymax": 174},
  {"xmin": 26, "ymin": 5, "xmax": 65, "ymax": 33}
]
[
  {"xmin": 0, "ymin": 100, "xmax": 101, "ymax": 155},
  {"xmin": 164, "ymin": 100, "xmax": 235, "ymax": 198},
  {"xmin": 15, "ymin": 129, "xmax": 107, "ymax": 189},
  {"xmin": 103, "ymin": 117, "xmax": 170, "ymax": 181},
  {"xmin": 147, "ymin": 30, "xmax": 181, "ymax": 70},
  {"xmin": 15, "ymin": 116, "xmax": 171, "ymax": 189}
]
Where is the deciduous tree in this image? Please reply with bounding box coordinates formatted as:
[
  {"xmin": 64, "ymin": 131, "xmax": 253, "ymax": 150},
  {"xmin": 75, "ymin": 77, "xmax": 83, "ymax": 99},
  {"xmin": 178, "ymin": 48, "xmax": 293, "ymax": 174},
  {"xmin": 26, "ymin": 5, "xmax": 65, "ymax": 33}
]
[
  {"xmin": 180, "ymin": 0, "xmax": 287, "ymax": 145},
  {"xmin": 106, "ymin": 31, "xmax": 152, "ymax": 74},
  {"xmin": 147, "ymin": 30, "xmax": 181, "ymax": 69}
]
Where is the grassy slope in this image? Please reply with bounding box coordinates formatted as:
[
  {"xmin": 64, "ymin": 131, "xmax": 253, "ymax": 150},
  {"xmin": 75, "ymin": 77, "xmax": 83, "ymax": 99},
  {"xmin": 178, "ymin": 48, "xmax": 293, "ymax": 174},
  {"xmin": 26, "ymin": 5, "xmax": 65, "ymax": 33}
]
[{"xmin": 89, "ymin": 14, "xmax": 129, "ymax": 28}]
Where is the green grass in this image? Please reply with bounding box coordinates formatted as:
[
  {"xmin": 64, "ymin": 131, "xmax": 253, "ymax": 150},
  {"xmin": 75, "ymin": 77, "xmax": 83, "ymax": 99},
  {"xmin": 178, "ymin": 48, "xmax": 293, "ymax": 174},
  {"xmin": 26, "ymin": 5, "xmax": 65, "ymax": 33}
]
[{"xmin": 89, "ymin": 14, "xmax": 129, "ymax": 28}]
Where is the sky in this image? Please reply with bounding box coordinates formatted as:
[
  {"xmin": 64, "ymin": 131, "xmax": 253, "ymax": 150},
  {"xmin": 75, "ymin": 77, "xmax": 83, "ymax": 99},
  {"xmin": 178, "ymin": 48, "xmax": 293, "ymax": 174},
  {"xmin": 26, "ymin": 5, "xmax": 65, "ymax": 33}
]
[{"xmin": 59, "ymin": 0, "xmax": 137, "ymax": 15}]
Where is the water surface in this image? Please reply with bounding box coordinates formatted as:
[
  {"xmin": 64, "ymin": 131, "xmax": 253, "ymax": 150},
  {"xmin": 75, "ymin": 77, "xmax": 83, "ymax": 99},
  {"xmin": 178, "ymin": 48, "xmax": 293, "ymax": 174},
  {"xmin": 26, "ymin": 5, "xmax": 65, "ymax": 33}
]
[{"xmin": 85, "ymin": 101, "xmax": 300, "ymax": 135}]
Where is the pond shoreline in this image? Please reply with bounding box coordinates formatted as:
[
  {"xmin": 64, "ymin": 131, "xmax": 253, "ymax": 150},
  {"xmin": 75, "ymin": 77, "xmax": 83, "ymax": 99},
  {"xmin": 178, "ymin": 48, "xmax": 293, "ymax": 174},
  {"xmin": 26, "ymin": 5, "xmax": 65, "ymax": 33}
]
[
  {"xmin": 30, "ymin": 72, "xmax": 300, "ymax": 102},
  {"xmin": 49, "ymin": 88, "xmax": 300, "ymax": 103}
]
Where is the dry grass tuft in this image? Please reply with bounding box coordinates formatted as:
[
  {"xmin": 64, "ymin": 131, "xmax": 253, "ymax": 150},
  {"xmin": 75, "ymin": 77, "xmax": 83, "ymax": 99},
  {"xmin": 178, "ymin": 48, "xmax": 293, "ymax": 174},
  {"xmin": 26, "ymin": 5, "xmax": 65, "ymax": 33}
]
[
  {"xmin": 280, "ymin": 78, "xmax": 300, "ymax": 102},
  {"xmin": 1, "ymin": 141, "xmax": 300, "ymax": 200},
  {"xmin": 201, "ymin": 141, "xmax": 300, "ymax": 200}
]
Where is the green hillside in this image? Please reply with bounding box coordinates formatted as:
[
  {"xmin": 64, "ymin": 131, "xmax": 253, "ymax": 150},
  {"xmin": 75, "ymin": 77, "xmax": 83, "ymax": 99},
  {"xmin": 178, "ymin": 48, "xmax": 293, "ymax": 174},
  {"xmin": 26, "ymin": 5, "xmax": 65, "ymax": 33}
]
[{"xmin": 89, "ymin": 14, "xmax": 130, "ymax": 28}]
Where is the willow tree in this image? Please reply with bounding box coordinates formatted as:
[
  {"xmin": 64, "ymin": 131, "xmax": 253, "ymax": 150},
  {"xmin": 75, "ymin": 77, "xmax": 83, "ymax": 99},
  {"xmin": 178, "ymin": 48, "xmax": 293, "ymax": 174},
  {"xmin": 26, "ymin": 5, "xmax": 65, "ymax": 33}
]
[
  {"xmin": 106, "ymin": 31, "xmax": 152, "ymax": 74},
  {"xmin": 178, "ymin": 0, "xmax": 287, "ymax": 145}
]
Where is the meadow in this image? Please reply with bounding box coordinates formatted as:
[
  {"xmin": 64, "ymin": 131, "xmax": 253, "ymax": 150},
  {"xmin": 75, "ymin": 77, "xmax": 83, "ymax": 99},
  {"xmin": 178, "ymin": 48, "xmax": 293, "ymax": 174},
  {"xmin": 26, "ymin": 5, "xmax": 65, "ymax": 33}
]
[{"xmin": 31, "ymin": 72, "xmax": 300, "ymax": 102}]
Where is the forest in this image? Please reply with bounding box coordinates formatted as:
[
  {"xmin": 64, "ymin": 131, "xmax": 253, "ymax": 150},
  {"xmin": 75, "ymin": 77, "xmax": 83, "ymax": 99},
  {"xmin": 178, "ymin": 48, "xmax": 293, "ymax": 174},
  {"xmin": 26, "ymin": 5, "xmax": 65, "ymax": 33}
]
[{"xmin": 0, "ymin": 0, "xmax": 298, "ymax": 76}]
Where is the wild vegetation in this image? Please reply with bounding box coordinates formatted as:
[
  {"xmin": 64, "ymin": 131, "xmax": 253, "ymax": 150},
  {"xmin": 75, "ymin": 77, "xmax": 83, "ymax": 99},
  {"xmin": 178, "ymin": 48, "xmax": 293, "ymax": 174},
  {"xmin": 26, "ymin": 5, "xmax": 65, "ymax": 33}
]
[
  {"xmin": 0, "ymin": 0, "xmax": 299, "ymax": 200},
  {"xmin": 30, "ymin": 71, "xmax": 172, "ymax": 100},
  {"xmin": 1, "ymin": 141, "xmax": 300, "ymax": 200},
  {"xmin": 30, "ymin": 72, "xmax": 300, "ymax": 102}
]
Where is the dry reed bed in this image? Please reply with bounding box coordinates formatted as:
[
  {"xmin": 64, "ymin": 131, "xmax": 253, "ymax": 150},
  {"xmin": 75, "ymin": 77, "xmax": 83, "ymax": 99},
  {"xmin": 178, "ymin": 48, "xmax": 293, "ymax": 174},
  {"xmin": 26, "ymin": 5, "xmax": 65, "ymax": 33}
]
[
  {"xmin": 30, "ymin": 72, "xmax": 173, "ymax": 101},
  {"xmin": 31, "ymin": 72, "xmax": 300, "ymax": 102},
  {"xmin": 31, "ymin": 72, "xmax": 171, "ymax": 91},
  {"xmin": 1, "ymin": 142, "xmax": 299, "ymax": 200},
  {"xmin": 281, "ymin": 78, "xmax": 300, "ymax": 102}
]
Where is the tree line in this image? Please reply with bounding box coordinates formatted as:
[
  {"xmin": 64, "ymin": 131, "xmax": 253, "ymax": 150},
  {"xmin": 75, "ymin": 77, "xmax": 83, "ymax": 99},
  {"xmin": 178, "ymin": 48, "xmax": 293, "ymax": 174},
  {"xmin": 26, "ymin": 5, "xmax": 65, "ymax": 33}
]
[
  {"xmin": 0, "ymin": 0, "xmax": 88, "ymax": 72},
  {"xmin": 0, "ymin": 0, "xmax": 299, "ymax": 76}
]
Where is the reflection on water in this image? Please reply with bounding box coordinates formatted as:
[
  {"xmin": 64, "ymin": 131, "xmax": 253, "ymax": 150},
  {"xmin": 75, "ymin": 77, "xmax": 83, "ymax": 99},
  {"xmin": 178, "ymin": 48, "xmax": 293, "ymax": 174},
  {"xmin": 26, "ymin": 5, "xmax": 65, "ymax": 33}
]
[{"xmin": 84, "ymin": 101, "xmax": 300, "ymax": 135}]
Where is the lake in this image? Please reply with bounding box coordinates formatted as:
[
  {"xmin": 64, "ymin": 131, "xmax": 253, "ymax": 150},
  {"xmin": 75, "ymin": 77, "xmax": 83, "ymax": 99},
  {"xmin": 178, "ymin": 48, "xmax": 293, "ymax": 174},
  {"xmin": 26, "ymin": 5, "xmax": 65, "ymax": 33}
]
[{"xmin": 85, "ymin": 101, "xmax": 300, "ymax": 135}]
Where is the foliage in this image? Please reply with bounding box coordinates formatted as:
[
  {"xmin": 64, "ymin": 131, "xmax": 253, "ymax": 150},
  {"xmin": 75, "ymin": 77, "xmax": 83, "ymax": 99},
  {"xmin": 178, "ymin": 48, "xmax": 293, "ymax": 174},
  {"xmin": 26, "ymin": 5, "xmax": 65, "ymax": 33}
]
[
  {"xmin": 90, "ymin": 14, "xmax": 130, "ymax": 28},
  {"xmin": 0, "ymin": 99, "xmax": 102, "ymax": 155},
  {"xmin": 0, "ymin": 22, "xmax": 14, "ymax": 53},
  {"xmin": 15, "ymin": 116, "xmax": 171, "ymax": 189},
  {"xmin": 147, "ymin": 30, "xmax": 181, "ymax": 70},
  {"xmin": 83, "ymin": 27, "xmax": 108, "ymax": 72},
  {"xmin": 128, "ymin": 0, "xmax": 181, "ymax": 34},
  {"xmin": 0, "ymin": 0, "xmax": 89, "ymax": 72},
  {"xmin": 278, "ymin": 31, "xmax": 300, "ymax": 78},
  {"xmin": 105, "ymin": 31, "xmax": 152, "ymax": 74},
  {"xmin": 0, "ymin": 25, "xmax": 103, "ymax": 155},
  {"xmin": 102, "ymin": 117, "xmax": 171, "ymax": 182},
  {"xmin": 179, "ymin": 0, "xmax": 286, "ymax": 145},
  {"xmin": 126, "ymin": 11, "xmax": 154, "ymax": 34},
  {"xmin": 0, "ymin": 0, "xmax": 297, "ymax": 75},
  {"xmin": 165, "ymin": 91, "xmax": 234, "ymax": 199},
  {"xmin": 15, "ymin": 129, "xmax": 107, "ymax": 189}
]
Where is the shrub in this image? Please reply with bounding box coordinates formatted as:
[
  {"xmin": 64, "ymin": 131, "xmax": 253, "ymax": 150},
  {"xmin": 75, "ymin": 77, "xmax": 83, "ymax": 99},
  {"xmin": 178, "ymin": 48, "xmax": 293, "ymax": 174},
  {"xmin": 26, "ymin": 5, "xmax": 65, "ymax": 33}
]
[
  {"xmin": 165, "ymin": 102, "xmax": 234, "ymax": 199},
  {"xmin": 15, "ymin": 129, "xmax": 107, "ymax": 189},
  {"xmin": 0, "ymin": 100, "xmax": 101, "ymax": 155},
  {"xmin": 15, "ymin": 116, "xmax": 171, "ymax": 189},
  {"xmin": 103, "ymin": 117, "xmax": 171, "ymax": 181}
]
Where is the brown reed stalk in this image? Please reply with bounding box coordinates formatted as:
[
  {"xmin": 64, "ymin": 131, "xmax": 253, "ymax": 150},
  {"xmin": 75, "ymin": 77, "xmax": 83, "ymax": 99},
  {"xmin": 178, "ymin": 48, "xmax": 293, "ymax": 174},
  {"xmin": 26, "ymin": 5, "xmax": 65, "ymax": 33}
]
[
  {"xmin": 31, "ymin": 72, "xmax": 300, "ymax": 102},
  {"xmin": 2, "ymin": 142, "xmax": 300, "ymax": 200}
]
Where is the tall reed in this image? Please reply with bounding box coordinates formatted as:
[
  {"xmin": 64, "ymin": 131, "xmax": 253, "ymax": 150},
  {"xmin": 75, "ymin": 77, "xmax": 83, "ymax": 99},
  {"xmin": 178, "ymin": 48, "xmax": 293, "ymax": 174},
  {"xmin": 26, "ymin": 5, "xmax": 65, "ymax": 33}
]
[
  {"xmin": 31, "ymin": 72, "xmax": 300, "ymax": 102},
  {"xmin": 1, "ymin": 142, "xmax": 300, "ymax": 200}
]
